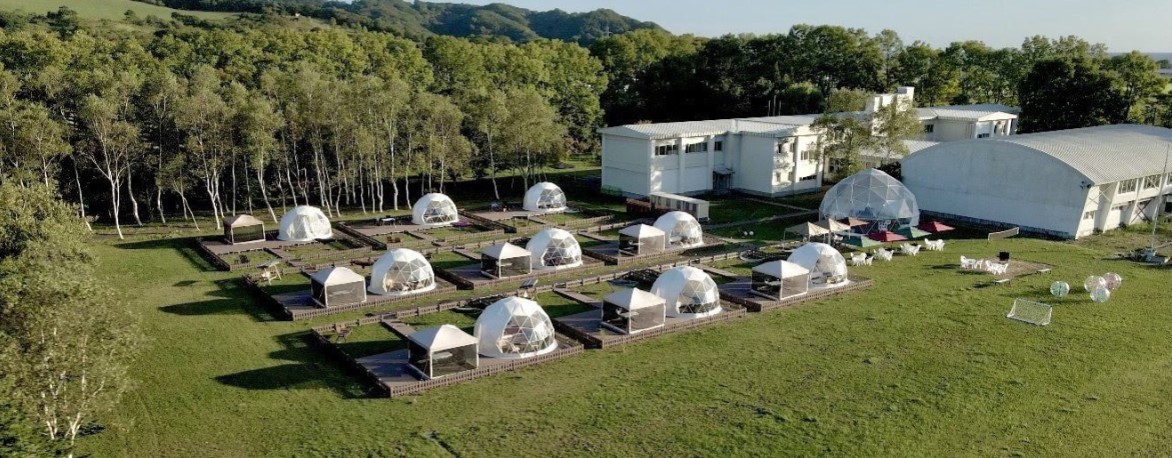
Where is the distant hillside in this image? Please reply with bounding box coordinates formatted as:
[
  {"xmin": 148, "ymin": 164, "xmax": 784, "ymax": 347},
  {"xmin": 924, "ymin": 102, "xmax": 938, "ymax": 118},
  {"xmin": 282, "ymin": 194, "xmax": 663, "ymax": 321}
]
[
  {"xmin": 131, "ymin": 0, "xmax": 662, "ymax": 43},
  {"xmin": 0, "ymin": 0, "xmax": 233, "ymax": 22}
]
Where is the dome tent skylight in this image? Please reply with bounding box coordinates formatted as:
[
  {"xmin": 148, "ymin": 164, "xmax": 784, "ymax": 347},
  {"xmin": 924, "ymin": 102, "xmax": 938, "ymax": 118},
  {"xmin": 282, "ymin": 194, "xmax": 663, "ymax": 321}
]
[
  {"xmin": 819, "ymin": 168, "xmax": 919, "ymax": 232},
  {"xmin": 523, "ymin": 182, "xmax": 567, "ymax": 213},
  {"xmin": 474, "ymin": 296, "xmax": 558, "ymax": 359},
  {"xmin": 278, "ymin": 206, "xmax": 333, "ymax": 242},
  {"xmin": 650, "ymin": 266, "xmax": 721, "ymax": 318},
  {"xmin": 525, "ymin": 228, "xmax": 583, "ymax": 270},
  {"xmin": 412, "ymin": 193, "xmax": 459, "ymax": 226},
  {"xmin": 368, "ymin": 248, "xmax": 436, "ymax": 296},
  {"xmin": 653, "ymin": 211, "xmax": 704, "ymax": 249}
]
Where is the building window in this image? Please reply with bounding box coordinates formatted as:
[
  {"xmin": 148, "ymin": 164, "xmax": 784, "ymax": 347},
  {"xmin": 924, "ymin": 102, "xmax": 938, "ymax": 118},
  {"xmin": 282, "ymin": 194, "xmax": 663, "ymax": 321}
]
[
  {"xmin": 799, "ymin": 174, "xmax": 817, "ymax": 182},
  {"xmin": 776, "ymin": 139, "xmax": 797, "ymax": 156},
  {"xmin": 714, "ymin": 141, "xmax": 723, "ymax": 152},
  {"xmin": 773, "ymin": 170, "xmax": 786, "ymax": 185},
  {"xmin": 1084, "ymin": 211, "xmax": 1096, "ymax": 220},
  {"xmin": 1111, "ymin": 203, "xmax": 1128, "ymax": 212},
  {"xmin": 655, "ymin": 144, "xmax": 678, "ymax": 156},
  {"xmin": 923, "ymin": 124, "xmax": 934, "ymax": 133},
  {"xmin": 799, "ymin": 148, "xmax": 812, "ymax": 161},
  {"xmin": 977, "ymin": 133, "xmax": 991, "ymax": 139},
  {"xmin": 685, "ymin": 142, "xmax": 708, "ymax": 154},
  {"xmin": 1118, "ymin": 179, "xmax": 1138, "ymax": 193},
  {"xmin": 1143, "ymin": 174, "xmax": 1161, "ymax": 189}
]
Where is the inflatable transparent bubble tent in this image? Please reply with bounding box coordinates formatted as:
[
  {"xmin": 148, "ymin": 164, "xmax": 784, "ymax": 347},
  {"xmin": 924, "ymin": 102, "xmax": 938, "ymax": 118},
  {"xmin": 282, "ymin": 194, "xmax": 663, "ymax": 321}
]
[
  {"xmin": 368, "ymin": 249, "xmax": 436, "ymax": 296},
  {"xmin": 523, "ymin": 182, "xmax": 567, "ymax": 212},
  {"xmin": 1050, "ymin": 281, "xmax": 1070, "ymax": 298},
  {"xmin": 412, "ymin": 193, "xmax": 458, "ymax": 226},
  {"xmin": 818, "ymin": 168, "xmax": 919, "ymax": 231}
]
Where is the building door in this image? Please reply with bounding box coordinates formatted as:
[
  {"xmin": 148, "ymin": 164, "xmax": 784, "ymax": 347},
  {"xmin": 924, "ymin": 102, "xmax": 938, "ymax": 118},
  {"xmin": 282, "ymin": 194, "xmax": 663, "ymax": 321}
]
[{"xmin": 712, "ymin": 170, "xmax": 732, "ymax": 195}]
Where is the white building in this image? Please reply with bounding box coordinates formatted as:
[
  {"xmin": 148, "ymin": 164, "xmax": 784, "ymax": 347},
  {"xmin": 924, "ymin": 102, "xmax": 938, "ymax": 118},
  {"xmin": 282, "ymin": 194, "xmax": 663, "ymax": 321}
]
[
  {"xmin": 902, "ymin": 124, "xmax": 1172, "ymax": 239},
  {"xmin": 598, "ymin": 87, "xmax": 1020, "ymax": 198}
]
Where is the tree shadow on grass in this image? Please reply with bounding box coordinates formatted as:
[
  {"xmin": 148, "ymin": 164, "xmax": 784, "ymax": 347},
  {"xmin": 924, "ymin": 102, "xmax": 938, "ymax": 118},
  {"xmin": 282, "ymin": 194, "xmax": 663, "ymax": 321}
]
[
  {"xmin": 159, "ymin": 278, "xmax": 277, "ymax": 322},
  {"xmin": 214, "ymin": 331, "xmax": 370, "ymax": 398},
  {"xmin": 114, "ymin": 237, "xmax": 219, "ymax": 272}
]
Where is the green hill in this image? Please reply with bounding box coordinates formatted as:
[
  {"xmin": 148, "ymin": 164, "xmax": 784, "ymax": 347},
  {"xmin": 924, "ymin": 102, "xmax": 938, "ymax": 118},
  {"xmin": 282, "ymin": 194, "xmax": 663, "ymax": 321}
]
[{"xmin": 0, "ymin": 0, "xmax": 233, "ymax": 21}]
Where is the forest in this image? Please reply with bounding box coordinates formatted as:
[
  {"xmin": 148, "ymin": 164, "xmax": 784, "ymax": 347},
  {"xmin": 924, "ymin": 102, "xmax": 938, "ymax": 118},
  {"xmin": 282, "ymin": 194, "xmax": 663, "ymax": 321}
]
[{"xmin": 0, "ymin": 7, "xmax": 1166, "ymax": 240}]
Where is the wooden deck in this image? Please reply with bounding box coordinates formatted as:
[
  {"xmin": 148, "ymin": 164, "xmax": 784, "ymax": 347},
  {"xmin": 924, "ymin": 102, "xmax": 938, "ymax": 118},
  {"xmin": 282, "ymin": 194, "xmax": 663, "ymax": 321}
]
[
  {"xmin": 553, "ymin": 304, "xmax": 748, "ymax": 349},
  {"xmin": 553, "ymin": 288, "xmax": 602, "ymax": 308},
  {"xmin": 718, "ymin": 277, "xmax": 874, "ymax": 312}
]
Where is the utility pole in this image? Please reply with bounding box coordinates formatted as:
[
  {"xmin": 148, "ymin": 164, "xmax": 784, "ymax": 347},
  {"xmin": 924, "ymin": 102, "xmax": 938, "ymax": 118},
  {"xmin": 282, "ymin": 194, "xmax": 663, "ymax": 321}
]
[{"xmin": 1150, "ymin": 145, "xmax": 1170, "ymax": 259}]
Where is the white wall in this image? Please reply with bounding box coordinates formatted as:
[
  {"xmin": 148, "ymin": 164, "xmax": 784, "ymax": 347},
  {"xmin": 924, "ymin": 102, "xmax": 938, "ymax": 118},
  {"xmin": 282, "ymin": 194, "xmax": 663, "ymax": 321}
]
[
  {"xmin": 932, "ymin": 119, "xmax": 973, "ymax": 142},
  {"xmin": 601, "ymin": 134, "xmax": 652, "ymax": 196},
  {"xmin": 903, "ymin": 141, "xmax": 1089, "ymax": 238}
]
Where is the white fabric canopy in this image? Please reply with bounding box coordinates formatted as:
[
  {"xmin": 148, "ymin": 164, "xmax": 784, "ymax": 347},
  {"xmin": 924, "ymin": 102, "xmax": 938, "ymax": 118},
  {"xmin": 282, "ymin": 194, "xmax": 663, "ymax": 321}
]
[
  {"xmin": 603, "ymin": 288, "xmax": 665, "ymax": 310},
  {"xmin": 409, "ymin": 324, "xmax": 478, "ymax": 353},
  {"xmin": 412, "ymin": 193, "xmax": 459, "ymax": 226},
  {"xmin": 522, "ymin": 182, "xmax": 567, "ymax": 212},
  {"xmin": 482, "ymin": 242, "xmax": 530, "ymax": 260},
  {"xmin": 474, "ymin": 297, "xmax": 558, "ymax": 359},
  {"xmin": 752, "ymin": 260, "xmax": 811, "ymax": 279},
  {"xmin": 787, "ymin": 242, "xmax": 848, "ymax": 277},
  {"xmin": 368, "ymin": 248, "xmax": 436, "ymax": 296},
  {"xmin": 651, "ymin": 266, "xmax": 721, "ymax": 318},
  {"xmin": 619, "ymin": 223, "xmax": 665, "ymax": 238},
  {"xmin": 225, "ymin": 214, "xmax": 263, "ymax": 228},
  {"xmin": 310, "ymin": 266, "xmax": 365, "ymax": 286},
  {"xmin": 526, "ymin": 228, "xmax": 583, "ymax": 270},
  {"xmin": 787, "ymin": 222, "xmax": 831, "ymax": 238},
  {"xmin": 278, "ymin": 206, "xmax": 332, "ymax": 241}
]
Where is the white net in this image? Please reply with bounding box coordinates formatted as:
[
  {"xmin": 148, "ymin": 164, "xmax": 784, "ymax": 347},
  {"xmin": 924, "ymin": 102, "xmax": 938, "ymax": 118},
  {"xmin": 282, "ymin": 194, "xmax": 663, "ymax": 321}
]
[{"xmin": 1006, "ymin": 298, "xmax": 1052, "ymax": 326}]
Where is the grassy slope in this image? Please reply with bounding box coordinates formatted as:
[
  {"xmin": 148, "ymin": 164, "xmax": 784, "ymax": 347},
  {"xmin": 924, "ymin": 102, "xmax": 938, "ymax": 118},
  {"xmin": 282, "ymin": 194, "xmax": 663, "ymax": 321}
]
[
  {"xmin": 0, "ymin": 0, "xmax": 233, "ymax": 21},
  {"xmin": 76, "ymin": 220, "xmax": 1172, "ymax": 456}
]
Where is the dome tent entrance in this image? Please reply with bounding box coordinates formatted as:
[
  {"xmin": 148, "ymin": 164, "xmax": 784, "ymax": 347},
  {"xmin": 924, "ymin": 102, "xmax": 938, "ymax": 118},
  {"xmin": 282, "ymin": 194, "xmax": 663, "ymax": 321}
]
[
  {"xmin": 474, "ymin": 297, "xmax": 558, "ymax": 359},
  {"xmin": 523, "ymin": 182, "xmax": 567, "ymax": 213},
  {"xmin": 278, "ymin": 206, "xmax": 333, "ymax": 242},
  {"xmin": 651, "ymin": 266, "xmax": 721, "ymax": 318},
  {"xmin": 618, "ymin": 224, "xmax": 666, "ymax": 256},
  {"xmin": 310, "ymin": 266, "xmax": 367, "ymax": 307},
  {"xmin": 408, "ymin": 324, "xmax": 478, "ymax": 380},
  {"xmin": 368, "ymin": 249, "xmax": 436, "ymax": 296},
  {"xmin": 223, "ymin": 214, "xmax": 265, "ymax": 244},
  {"xmin": 481, "ymin": 242, "xmax": 532, "ymax": 278},
  {"xmin": 601, "ymin": 288, "xmax": 666, "ymax": 334},
  {"xmin": 787, "ymin": 242, "xmax": 848, "ymax": 286},
  {"xmin": 526, "ymin": 228, "xmax": 583, "ymax": 270},
  {"xmin": 653, "ymin": 211, "xmax": 704, "ymax": 249},
  {"xmin": 412, "ymin": 193, "xmax": 459, "ymax": 226},
  {"xmin": 819, "ymin": 168, "xmax": 919, "ymax": 233},
  {"xmin": 751, "ymin": 260, "xmax": 811, "ymax": 300}
]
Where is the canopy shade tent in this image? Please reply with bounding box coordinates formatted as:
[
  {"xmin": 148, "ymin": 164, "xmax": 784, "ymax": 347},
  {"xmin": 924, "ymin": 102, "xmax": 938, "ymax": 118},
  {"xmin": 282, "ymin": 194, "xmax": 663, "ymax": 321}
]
[
  {"xmin": 481, "ymin": 242, "xmax": 532, "ymax": 278},
  {"xmin": 368, "ymin": 248, "xmax": 436, "ymax": 296},
  {"xmin": 751, "ymin": 260, "xmax": 811, "ymax": 300},
  {"xmin": 894, "ymin": 226, "xmax": 931, "ymax": 239},
  {"xmin": 653, "ymin": 211, "xmax": 704, "ymax": 249},
  {"xmin": 868, "ymin": 230, "xmax": 908, "ymax": 243},
  {"xmin": 618, "ymin": 224, "xmax": 666, "ymax": 256},
  {"xmin": 841, "ymin": 234, "xmax": 880, "ymax": 249},
  {"xmin": 408, "ymin": 324, "xmax": 478, "ymax": 379},
  {"xmin": 278, "ymin": 206, "xmax": 333, "ymax": 242},
  {"xmin": 786, "ymin": 222, "xmax": 830, "ymax": 239},
  {"xmin": 917, "ymin": 221, "xmax": 956, "ymax": 233},
  {"xmin": 474, "ymin": 297, "xmax": 558, "ymax": 359},
  {"xmin": 601, "ymin": 288, "xmax": 666, "ymax": 335},
  {"xmin": 526, "ymin": 228, "xmax": 583, "ymax": 270},
  {"xmin": 309, "ymin": 266, "xmax": 367, "ymax": 307},
  {"xmin": 819, "ymin": 168, "xmax": 920, "ymax": 233},
  {"xmin": 813, "ymin": 219, "xmax": 851, "ymax": 233},
  {"xmin": 841, "ymin": 217, "xmax": 869, "ymax": 228},
  {"xmin": 650, "ymin": 266, "xmax": 721, "ymax": 318},
  {"xmin": 522, "ymin": 182, "xmax": 567, "ymax": 213},
  {"xmin": 787, "ymin": 242, "xmax": 848, "ymax": 285},
  {"xmin": 412, "ymin": 193, "xmax": 459, "ymax": 226},
  {"xmin": 223, "ymin": 214, "xmax": 265, "ymax": 244}
]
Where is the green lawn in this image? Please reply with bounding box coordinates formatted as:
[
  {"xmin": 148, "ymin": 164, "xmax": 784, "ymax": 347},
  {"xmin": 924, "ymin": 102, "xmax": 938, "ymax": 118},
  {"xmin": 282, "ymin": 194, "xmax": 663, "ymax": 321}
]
[
  {"xmin": 75, "ymin": 226, "xmax": 1172, "ymax": 456},
  {"xmin": 0, "ymin": 0, "xmax": 234, "ymax": 21}
]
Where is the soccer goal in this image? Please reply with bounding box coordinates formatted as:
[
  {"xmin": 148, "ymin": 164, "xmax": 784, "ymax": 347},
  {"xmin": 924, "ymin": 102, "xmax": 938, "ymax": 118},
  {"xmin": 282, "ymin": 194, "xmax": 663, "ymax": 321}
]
[
  {"xmin": 988, "ymin": 226, "xmax": 1020, "ymax": 241},
  {"xmin": 1006, "ymin": 298, "xmax": 1052, "ymax": 326}
]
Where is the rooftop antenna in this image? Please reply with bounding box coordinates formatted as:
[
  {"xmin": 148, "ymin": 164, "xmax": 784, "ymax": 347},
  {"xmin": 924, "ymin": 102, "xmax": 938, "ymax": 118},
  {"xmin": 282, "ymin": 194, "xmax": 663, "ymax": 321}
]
[{"xmin": 1150, "ymin": 144, "xmax": 1170, "ymax": 259}]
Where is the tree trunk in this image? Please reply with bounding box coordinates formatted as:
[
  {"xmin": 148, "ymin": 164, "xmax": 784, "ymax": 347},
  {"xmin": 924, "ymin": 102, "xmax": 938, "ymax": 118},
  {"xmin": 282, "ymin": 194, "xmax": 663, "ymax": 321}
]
[
  {"xmin": 127, "ymin": 167, "xmax": 142, "ymax": 226},
  {"xmin": 74, "ymin": 162, "xmax": 92, "ymax": 231},
  {"xmin": 108, "ymin": 176, "xmax": 124, "ymax": 240},
  {"xmin": 257, "ymin": 167, "xmax": 278, "ymax": 224},
  {"xmin": 488, "ymin": 132, "xmax": 500, "ymax": 200},
  {"xmin": 156, "ymin": 187, "xmax": 166, "ymax": 225}
]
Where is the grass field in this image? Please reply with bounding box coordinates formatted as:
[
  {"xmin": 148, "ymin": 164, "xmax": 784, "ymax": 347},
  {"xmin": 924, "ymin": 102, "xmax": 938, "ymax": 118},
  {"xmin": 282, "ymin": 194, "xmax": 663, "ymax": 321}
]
[
  {"xmin": 0, "ymin": 0, "xmax": 234, "ymax": 21},
  {"xmin": 73, "ymin": 221, "xmax": 1172, "ymax": 456}
]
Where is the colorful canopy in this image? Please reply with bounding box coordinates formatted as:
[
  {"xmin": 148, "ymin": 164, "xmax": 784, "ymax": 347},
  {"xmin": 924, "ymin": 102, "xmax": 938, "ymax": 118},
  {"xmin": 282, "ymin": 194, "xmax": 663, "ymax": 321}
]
[
  {"xmin": 867, "ymin": 230, "xmax": 907, "ymax": 242},
  {"xmin": 814, "ymin": 219, "xmax": 850, "ymax": 233},
  {"xmin": 840, "ymin": 217, "xmax": 869, "ymax": 228},
  {"xmin": 917, "ymin": 221, "xmax": 955, "ymax": 233},
  {"xmin": 786, "ymin": 222, "xmax": 830, "ymax": 238},
  {"xmin": 842, "ymin": 234, "xmax": 880, "ymax": 248},
  {"xmin": 894, "ymin": 227, "xmax": 931, "ymax": 239}
]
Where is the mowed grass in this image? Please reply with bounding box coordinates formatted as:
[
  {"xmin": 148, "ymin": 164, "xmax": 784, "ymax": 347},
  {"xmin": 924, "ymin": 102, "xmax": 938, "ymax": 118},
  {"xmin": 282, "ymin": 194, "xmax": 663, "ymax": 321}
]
[
  {"xmin": 0, "ymin": 0, "xmax": 235, "ymax": 21},
  {"xmin": 77, "ymin": 230, "xmax": 1172, "ymax": 456}
]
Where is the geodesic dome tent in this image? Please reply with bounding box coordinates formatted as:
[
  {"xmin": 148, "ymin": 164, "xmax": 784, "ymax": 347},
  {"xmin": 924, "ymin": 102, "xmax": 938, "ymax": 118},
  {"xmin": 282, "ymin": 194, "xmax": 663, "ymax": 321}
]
[
  {"xmin": 309, "ymin": 266, "xmax": 367, "ymax": 307},
  {"xmin": 601, "ymin": 288, "xmax": 667, "ymax": 335},
  {"xmin": 474, "ymin": 297, "xmax": 558, "ymax": 359},
  {"xmin": 526, "ymin": 228, "xmax": 583, "ymax": 270},
  {"xmin": 618, "ymin": 224, "xmax": 666, "ymax": 256},
  {"xmin": 481, "ymin": 242, "xmax": 532, "ymax": 278},
  {"xmin": 223, "ymin": 214, "xmax": 265, "ymax": 244},
  {"xmin": 787, "ymin": 243, "xmax": 848, "ymax": 285},
  {"xmin": 653, "ymin": 211, "xmax": 704, "ymax": 249},
  {"xmin": 278, "ymin": 206, "xmax": 333, "ymax": 242},
  {"xmin": 751, "ymin": 260, "xmax": 811, "ymax": 300},
  {"xmin": 819, "ymin": 168, "xmax": 920, "ymax": 232},
  {"xmin": 368, "ymin": 249, "xmax": 436, "ymax": 296},
  {"xmin": 412, "ymin": 193, "xmax": 459, "ymax": 226},
  {"xmin": 523, "ymin": 182, "xmax": 567, "ymax": 213},
  {"xmin": 651, "ymin": 266, "xmax": 721, "ymax": 318},
  {"xmin": 408, "ymin": 324, "xmax": 478, "ymax": 380}
]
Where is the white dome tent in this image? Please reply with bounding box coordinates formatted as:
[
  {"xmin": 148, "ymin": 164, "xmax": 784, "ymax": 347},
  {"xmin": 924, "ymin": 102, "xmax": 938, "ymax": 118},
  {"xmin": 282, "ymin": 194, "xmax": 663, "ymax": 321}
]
[
  {"xmin": 278, "ymin": 206, "xmax": 333, "ymax": 242},
  {"xmin": 787, "ymin": 242, "xmax": 849, "ymax": 286},
  {"xmin": 523, "ymin": 182, "xmax": 567, "ymax": 213},
  {"xmin": 368, "ymin": 249, "xmax": 436, "ymax": 296},
  {"xmin": 526, "ymin": 228, "xmax": 583, "ymax": 270},
  {"xmin": 651, "ymin": 266, "xmax": 722, "ymax": 318},
  {"xmin": 653, "ymin": 211, "xmax": 704, "ymax": 249},
  {"xmin": 412, "ymin": 193, "xmax": 459, "ymax": 226},
  {"xmin": 474, "ymin": 297, "xmax": 558, "ymax": 359},
  {"xmin": 819, "ymin": 168, "xmax": 920, "ymax": 232}
]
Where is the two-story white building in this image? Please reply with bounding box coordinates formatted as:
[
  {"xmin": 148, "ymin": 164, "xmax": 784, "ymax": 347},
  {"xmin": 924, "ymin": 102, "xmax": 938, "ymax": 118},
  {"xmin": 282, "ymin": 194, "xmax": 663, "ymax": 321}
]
[{"xmin": 598, "ymin": 87, "xmax": 1020, "ymax": 197}]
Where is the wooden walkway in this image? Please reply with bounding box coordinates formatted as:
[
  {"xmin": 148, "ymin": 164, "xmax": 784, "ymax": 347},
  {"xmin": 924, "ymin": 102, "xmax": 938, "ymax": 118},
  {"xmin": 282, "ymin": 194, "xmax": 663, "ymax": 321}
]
[
  {"xmin": 406, "ymin": 231, "xmax": 434, "ymax": 242},
  {"xmin": 452, "ymin": 248, "xmax": 480, "ymax": 261},
  {"xmin": 553, "ymin": 288, "xmax": 601, "ymax": 308},
  {"xmin": 696, "ymin": 264, "xmax": 740, "ymax": 280},
  {"xmin": 380, "ymin": 319, "xmax": 417, "ymax": 339},
  {"xmin": 578, "ymin": 232, "xmax": 611, "ymax": 243}
]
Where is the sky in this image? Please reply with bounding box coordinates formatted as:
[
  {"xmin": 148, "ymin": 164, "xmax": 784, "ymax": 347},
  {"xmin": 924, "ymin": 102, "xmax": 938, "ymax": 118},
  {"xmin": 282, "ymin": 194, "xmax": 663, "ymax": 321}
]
[{"xmin": 456, "ymin": 0, "xmax": 1172, "ymax": 52}]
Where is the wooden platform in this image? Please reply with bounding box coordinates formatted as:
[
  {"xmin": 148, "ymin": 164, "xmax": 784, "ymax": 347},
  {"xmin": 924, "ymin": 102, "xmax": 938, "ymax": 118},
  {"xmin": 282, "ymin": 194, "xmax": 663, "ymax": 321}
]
[
  {"xmin": 441, "ymin": 256, "xmax": 604, "ymax": 289},
  {"xmin": 553, "ymin": 288, "xmax": 602, "ymax": 308},
  {"xmin": 553, "ymin": 305, "xmax": 748, "ymax": 349},
  {"xmin": 266, "ymin": 279, "xmax": 459, "ymax": 320},
  {"xmin": 718, "ymin": 277, "xmax": 874, "ymax": 312}
]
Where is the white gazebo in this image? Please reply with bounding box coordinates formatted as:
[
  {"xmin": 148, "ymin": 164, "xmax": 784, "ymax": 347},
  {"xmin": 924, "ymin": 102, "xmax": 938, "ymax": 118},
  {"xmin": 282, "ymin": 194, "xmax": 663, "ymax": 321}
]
[
  {"xmin": 526, "ymin": 228, "xmax": 583, "ymax": 270},
  {"xmin": 750, "ymin": 260, "xmax": 811, "ymax": 300},
  {"xmin": 278, "ymin": 206, "xmax": 333, "ymax": 242},
  {"xmin": 368, "ymin": 248, "xmax": 436, "ymax": 296},
  {"xmin": 523, "ymin": 182, "xmax": 567, "ymax": 213},
  {"xmin": 481, "ymin": 242, "xmax": 532, "ymax": 278},
  {"xmin": 653, "ymin": 211, "xmax": 704, "ymax": 249},
  {"xmin": 473, "ymin": 297, "xmax": 558, "ymax": 359},
  {"xmin": 618, "ymin": 224, "xmax": 666, "ymax": 256},
  {"xmin": 407, "ymin": 324, "xmax": 479, "ymax": 380},
  {"xmin": 223, "ymin": 214, "xmax": 266, "ymax": 244},
  {"xmin": 412, "ymin": 193, "xmax": 459, "ymax": 227},
  {"xmin": 601, "ymin": 288, "xmax": 667, "ymax": 334},
  {"xmin": 787, "ymin": 242, "xmax": 849, "ymax": 286},
  {"xmin": 309, "ymin": 266, "xmax": 367, "ymax": 307},
  {"xmin": 650, "ymin": 266, "xmax": 721, "ymax": 318}
]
